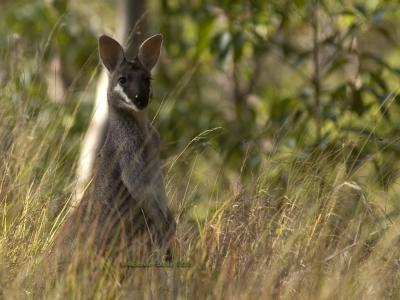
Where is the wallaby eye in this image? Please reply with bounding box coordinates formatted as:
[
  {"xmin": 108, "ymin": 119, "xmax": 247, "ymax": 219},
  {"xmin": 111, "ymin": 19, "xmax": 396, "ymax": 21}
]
[{"xmin": 118, "ymin": 77, "xmax": 127, "ymax": 85}]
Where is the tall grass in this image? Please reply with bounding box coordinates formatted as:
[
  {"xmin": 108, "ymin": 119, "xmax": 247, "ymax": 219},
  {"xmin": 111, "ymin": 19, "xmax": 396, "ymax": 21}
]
[{"xmin": 1, "ymin": 50, "xmax": 400, "ymax": 299}]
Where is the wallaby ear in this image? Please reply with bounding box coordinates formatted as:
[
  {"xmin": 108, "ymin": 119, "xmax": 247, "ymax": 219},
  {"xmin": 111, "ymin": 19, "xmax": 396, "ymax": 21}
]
[
  {"xmin": 138, "ymin": 34, "xmax": 163, "ymax": 71},
  {"xmin": 98, "ymin": 35, "xmax": 125, "ymax": 72}
]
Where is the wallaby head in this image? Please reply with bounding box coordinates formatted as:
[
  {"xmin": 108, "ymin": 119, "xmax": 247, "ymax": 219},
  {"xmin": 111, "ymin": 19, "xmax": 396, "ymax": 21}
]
[{"xmin": 98, "ymin": 34, "xmax": 163, "ymax": 112}]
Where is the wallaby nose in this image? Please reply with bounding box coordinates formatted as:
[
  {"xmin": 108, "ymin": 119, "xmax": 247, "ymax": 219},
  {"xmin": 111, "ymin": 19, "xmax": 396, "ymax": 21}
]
[{"xmin": 135, "ymin": 94, "xmax": 148, "ymax": 109}]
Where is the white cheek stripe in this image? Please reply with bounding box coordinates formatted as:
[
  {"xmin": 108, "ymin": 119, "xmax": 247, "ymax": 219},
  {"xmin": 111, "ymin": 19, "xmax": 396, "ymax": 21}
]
[{"xmin": 113, "ymin": 84, "xmax": 139, "ymax": 112}]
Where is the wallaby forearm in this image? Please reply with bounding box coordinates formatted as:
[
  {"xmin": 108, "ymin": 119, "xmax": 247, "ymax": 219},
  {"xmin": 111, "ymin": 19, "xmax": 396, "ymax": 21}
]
[{"xmin": 120, "ymin": 156, "xmax": 173, "ymax": 243}]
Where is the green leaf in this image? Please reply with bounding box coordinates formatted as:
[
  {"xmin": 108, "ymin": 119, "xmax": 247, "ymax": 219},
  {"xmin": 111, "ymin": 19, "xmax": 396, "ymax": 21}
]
[
  {"xmin": 349, "ymin": 86, "xmax": 365, "ymax": 116},
  {"xmin": 369, "ymin": 71, "xmax": 388, "ymax": 92},
  {"xmin": 196, "ymin": 16, "xmax": 215, "ymax": 56},
  {"xmin": 232, "ymin": 31, "xmax": 246, "ymax": 62},
  {"xmin": 211, "ymin": 31, "xmax": 232, "ymax": 66},
  {"xmin": 375, "ymin": 26, "xmax": 398, "ymax": 46}
]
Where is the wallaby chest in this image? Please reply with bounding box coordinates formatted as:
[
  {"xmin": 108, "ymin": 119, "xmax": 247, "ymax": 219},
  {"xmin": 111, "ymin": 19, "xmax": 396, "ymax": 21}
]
[
  {"xmin": 108, "ymin": 115, "xmax": 160, "ymax": 161},
  {"xmin": 93, "ymin": 113, "xmax": 160, "ymax": 198}
]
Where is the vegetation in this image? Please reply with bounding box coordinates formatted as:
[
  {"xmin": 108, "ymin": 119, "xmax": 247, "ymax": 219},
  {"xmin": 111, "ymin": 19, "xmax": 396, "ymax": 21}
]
[{"xmin": 1, "ymin": 0, "xmax": 400, "ymax": 298}]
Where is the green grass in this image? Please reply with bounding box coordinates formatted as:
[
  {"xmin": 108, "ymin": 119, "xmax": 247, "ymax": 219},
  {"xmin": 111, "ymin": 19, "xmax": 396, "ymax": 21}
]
[{"xmin": 1, "ymin": 58, "xmax": 400, "ymax": 300}]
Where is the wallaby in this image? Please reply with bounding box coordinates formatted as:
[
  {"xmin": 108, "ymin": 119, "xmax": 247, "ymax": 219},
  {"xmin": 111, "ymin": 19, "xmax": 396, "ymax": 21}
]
[{"xmin": 55, "ymin": 34, "xmax": 175, "ymax": 261}]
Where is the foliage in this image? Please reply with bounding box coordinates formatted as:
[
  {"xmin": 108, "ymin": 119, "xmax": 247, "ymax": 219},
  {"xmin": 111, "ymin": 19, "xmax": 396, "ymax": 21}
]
[
  {"xmin": 155, "ymin": 0, "xmax": 400, "ymax": 180},
  {"xmin": 0, "ymin": 0, "xmax": 400, "ymax": 298}
]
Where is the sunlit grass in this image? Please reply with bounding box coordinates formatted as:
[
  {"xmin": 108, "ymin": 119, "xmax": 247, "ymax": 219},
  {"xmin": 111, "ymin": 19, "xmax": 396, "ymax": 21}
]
[{"xmin": 1, "ymin": 54, "xmax": 400, "ymax": 299}]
